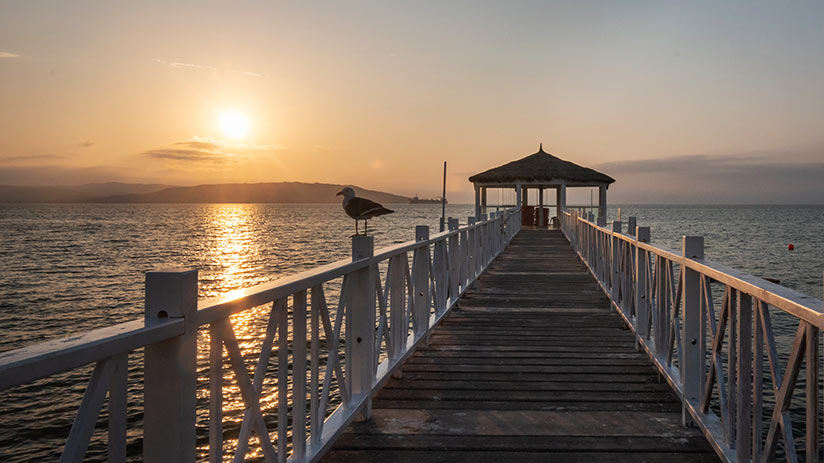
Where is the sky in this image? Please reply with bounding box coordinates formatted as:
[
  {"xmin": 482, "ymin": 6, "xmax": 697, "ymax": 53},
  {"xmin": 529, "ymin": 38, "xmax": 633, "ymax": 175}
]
[{"xmin": 2, "ymin": 1, "xmax": 824, "ymax": 203}]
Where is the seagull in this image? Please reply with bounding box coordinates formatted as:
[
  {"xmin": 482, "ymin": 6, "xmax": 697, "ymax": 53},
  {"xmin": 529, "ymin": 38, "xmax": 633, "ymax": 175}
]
[{"xmin": 337, "ymin": 186, "xmax": 394, "ymax": 236}]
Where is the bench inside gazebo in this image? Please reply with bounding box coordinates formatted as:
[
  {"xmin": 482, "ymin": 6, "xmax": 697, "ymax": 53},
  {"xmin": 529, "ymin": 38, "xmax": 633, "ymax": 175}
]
[{"xmin": 469, "ymin": 144, "xmax": 615, "ymax": 228}]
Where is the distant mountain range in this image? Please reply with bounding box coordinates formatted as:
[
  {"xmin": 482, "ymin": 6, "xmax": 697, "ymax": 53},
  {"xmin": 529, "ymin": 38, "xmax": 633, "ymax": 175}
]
[{"xmin": 0, "ymin": 182, "xmax": 409, "ymax": 204}]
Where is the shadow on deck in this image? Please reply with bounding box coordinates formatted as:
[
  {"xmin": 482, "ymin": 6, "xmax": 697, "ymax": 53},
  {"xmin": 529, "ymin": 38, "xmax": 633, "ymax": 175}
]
[{"xmin": 321, "ymin": 229, "xmax": 719, "ymax": 462}]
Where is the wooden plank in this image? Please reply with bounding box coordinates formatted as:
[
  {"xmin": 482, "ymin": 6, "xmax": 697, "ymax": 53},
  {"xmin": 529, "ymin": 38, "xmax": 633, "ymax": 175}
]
[
  {"xmin": 372, "ymin": 399, "xmax": 684, "ymax": 412},
  {"xmin": 382, "ymin": 379, "xmax": 671, "ymax": 392},
  {"xmin": 343, "ymin": 409, "xmax": 701, "ymax": 436},
  {"xmin": 322, "ymin": 450, "xmax": 719, "ymax": 463},
  {"xmin": 333, "ymin": 434, "xmax": 714, "ymax": 452}
]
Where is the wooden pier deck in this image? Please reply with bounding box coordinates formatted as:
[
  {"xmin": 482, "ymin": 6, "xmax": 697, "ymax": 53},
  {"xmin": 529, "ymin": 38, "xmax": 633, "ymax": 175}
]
[{"xmin": 321, "ymin": 229, "xmax": 719, "ymax": 462}]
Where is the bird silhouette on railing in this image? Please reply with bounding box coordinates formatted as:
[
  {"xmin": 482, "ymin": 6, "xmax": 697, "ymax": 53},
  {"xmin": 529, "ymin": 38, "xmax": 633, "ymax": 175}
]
[{"xmin": 337, "ymin": 187, "xmax": 394, "ymax": 236}]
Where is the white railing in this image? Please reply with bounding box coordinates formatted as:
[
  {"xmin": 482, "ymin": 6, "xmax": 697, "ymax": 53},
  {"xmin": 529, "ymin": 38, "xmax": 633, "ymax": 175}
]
[
  {"xmin": 560, "ymin": 209, "xmax": 824, "ymax": 463},
  {"xmin": 0, "ymin": 208, "xmax": 521, "ymax": 463}
]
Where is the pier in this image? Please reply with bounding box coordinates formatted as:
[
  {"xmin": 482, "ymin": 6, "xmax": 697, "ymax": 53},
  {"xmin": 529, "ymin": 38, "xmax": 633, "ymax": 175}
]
[
  {"xmin": 321, "ymin": 229, "xmax": 717, "ymax": 462},
  {"xmin": 2, "ymin": 147, "xmax": 824, "ymax": 463}
]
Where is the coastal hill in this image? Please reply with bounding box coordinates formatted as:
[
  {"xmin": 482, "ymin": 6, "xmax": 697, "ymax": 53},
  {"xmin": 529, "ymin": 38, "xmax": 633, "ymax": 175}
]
[
  {"xmin": 1, "ymin": 182, "xmax": 409, "ymax": 204},
  {"xmin": 0, "ymin": 182, "xmax": 173, "ymax": 203}
]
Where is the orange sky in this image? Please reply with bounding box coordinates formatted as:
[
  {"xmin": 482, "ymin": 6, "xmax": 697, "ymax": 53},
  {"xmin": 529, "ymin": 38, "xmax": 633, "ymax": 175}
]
[{"xmin": 2, "ymin": 2, "xmax": 824, "ymax": 203}]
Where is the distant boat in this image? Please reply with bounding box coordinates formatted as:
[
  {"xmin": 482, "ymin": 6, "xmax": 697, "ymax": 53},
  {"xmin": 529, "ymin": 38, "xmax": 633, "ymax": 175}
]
[{"xmin": 409, "ymin": 194, "xmax": 446, "ymax": 204}]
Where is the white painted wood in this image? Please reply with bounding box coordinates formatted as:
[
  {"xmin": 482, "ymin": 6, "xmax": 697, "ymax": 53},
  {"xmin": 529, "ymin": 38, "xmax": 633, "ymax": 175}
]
[
  {"xmin": 762, "ymin": 322, "xmax": 806, "ymax": 462},
  {"xmin": 107, "ymin": 353, "xmax": 127, "ymax": 463},
  {"xmin": 610, "ymin": 221, "xmax": 621, "ymax": 302},
  {"xmin": 753, "ymin": 300, "xmax": 764, "ymax": 461},
  {"xmin": 727, "ymin": 288, "xmax": 737, "ymax": 443},
  {"xmin": 459, "ymin": 226, "xmax": 469, "ymax": 289},
  {"xmin": 349, "ymin": 235, "xmax": 375, "ymax": 420},
  {"xmin": 448, "ymin": 218, "xmax": 461, "ymax": 305},
  {"xmin": 208, "ymin": 324, "xmax": 223, "ymax": 463},
  {"xmin": 634, "ymin": 227, "xmax": 661, "ymax": 340},
  {"xmin": 60, "ymin": 357, "xmax": 117, "ymax": 463},
  {"xmin": 374, "ymin": 270, "xmax": 392, "ymax": 364},
  {"xmin": 219, "ymin": 320, "xmax": 277, "ymax": 463},
  {"xmin": 432, "ymin": 239, "xmax": 447, "ymax": 315},
  {"xmin": 277, "ymin": 296, "xmax": 288, "ymax": 463},
  {"xmin": 317, "ymin": 276, "xmax": 349, "ymax": 436},
  {"xmin": 143, "ymin": 269, "xmax": 198, "ymax": 463},
  {"xmin": 0, "ymin": 318, "xmax": 183, "ymax": 390},
  {"xmin": 195, "ymin": 258, "xmax": 369, "ymax": 326},
  {"xmin": 412, "ymin": 226, "xmax": 430, "ymax": 339},
  {"xmin": 234, "ymin": 299, "xmax": 282, "ymax": 460},
  {"xmin": 701, "ymin": 282, "xmax": 730, "ymax": 439},
  {"xmin": 807, "ymin": 323, "xmax": 819, "ymax": 462},
  {"xmin": 635, "ymin": 227, "xmax": 650, "ymax": 342},
  {"xmin": 293, "ymin": 291, "xmax": 308, "ymax": 461},
  {"xmin": 681, "ymin": 236, "xmax": 704, "ymax": 407},
  {"xmin": 309, "ymin": 285, "xmax": 322, "ymax": 447},
  {"xmin": 389, "ymin": 254, "xmax": 406, "ymax": 361}
]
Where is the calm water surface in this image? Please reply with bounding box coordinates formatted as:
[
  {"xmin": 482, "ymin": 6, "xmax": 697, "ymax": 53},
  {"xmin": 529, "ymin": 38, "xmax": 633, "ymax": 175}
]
[{"xmin": 0, "ymin": 203, "xmax": 822, "ymax": 461}]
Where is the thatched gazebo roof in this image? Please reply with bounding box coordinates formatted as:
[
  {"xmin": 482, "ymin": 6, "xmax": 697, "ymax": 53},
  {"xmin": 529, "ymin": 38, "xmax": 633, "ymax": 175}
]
[{"xmin": 469, "ymin": 144, "xmax": 615, "ymax": 186}]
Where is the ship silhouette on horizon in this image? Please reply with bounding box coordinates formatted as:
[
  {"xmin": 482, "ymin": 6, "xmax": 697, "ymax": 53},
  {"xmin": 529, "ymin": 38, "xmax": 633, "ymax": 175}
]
[{"xmin": 408, "ymin": 194, "xmax": 446, "ymax": 204}]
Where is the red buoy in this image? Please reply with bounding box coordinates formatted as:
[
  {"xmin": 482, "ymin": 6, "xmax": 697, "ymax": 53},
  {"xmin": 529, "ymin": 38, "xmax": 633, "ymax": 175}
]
[{"xmin": 788, "ymin": 244, "xmax": 795, "ymax": 251}]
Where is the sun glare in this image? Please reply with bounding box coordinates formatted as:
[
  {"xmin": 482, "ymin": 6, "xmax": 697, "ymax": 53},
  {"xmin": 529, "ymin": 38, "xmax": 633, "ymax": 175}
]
[{"xmin": 218, "ymin": 110, "xmax": 251, "ymax": 139}]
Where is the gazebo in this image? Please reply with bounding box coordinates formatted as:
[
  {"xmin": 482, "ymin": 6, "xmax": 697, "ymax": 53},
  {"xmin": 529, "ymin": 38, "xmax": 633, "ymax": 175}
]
[{"xmin": 468, "ymin": 144, "xmax": 615, "ymax": 226}]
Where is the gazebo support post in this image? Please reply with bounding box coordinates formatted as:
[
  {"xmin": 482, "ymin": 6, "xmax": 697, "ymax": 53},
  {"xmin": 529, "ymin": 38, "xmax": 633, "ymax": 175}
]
[
  {"xmin": 538, "ymin": 186, "xmax": 544, "ymax": 227},
  {"xmin": 559, "ymin": 184, "xmax": 566, "ymax": 213},
  {"xmin": 515, "ymin": 183, "xmax": 522, "ymax": 209},
  {"xmin": 598, "ymin": 185, "xmax": 607, "ymax": 219},
  {"xmin": 481, "ymin": 187, "xmax": 487, "ymax": 217},
  {"xmin": 474, "ymin": 183, "xmax": 481, "ymax": 219}
]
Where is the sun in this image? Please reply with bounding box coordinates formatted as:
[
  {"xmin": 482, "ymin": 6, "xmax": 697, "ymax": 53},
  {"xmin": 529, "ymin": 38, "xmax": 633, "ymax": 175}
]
[{"xmin": 218, "ymin": 110, "xmax": 251, "ymax": 139}]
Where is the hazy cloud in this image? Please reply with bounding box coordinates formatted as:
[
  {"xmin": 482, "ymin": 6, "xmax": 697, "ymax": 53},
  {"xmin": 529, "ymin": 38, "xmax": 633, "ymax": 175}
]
[
  {"xmin": 156, "ymin": 59, "xmax": 262, "ymax": 77},
  {"xmin": 78, "ymin": 141, "xmax": 95, "ymax": 148},
  {"xmin": 597, "ymin": 148, "xmax": 824, "ymax": 204},
  {"xmin": 173, "ymin": 140, "xmax": 221, "ymax": 150},
  {"xmin": 143, "ymin": 137, "xmax": 285, "ymax": 166},
  {"xmin": 0, "ymin": 154, "xmax": 65, "ymax": 163},
  {"xmin": 0, "ymin": 51, "xmax": 20, "ymax": 59},
  {"xmin": 156, "ymin": 59, "xmax": 211, "ymax": 70},
  {"xmin": 144, "ymin": 148, "xmax": 232, "ymax": 163}
]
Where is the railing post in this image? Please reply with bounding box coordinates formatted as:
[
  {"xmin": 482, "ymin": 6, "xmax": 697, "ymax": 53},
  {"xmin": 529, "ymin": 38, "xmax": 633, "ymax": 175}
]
[
  {"xmin": 479, "ymin": 214, "xmax": 489, "ymax": 267},
  {"xmin": 412, "ymin": 226, "xmax": 431, "ymax": 339},
  {"xmin": 468, "ymin": 217, "xmax": 479, "ymax": 278},
  {"xmin": 388, "ymin": 254, "xmax": 405, "ymax": 362},
  {"xmin": 736, "ymin": 292, "xmax": 753, "ymax": 462},
  {"xmin": 681, "ymin": 236, "xmax": 705, "ymax": 421},
  {"xmin": 627, "ymin": 217, "xmax": 637, "ymax": 237},
  {"xmin": 447, "ymin": 218, "xmax": 460, "ymax": 302},
  {"xmin": 459, "ymin": 223, "xmax": 470, "ymax": 288},
  {"xmin": 636, "ymin": 227, "xmax": 651, "ymax": 340},
  {"xmin": 349, "ymin": 236, "xmax": 375, "ymax": 419},
  {"xmin": 611, "ymin": 221, "xmax": 622, "ymax": 302},
  {"xmin": 144, "ymin": 269, "xmax": 198, "ymax": 463}
]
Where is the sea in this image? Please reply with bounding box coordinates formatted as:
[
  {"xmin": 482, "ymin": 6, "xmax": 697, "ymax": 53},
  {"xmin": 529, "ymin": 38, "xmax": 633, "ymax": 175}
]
[{"xmin": 0, "ymin": 203, "xmax": 822, "ymax": 461}]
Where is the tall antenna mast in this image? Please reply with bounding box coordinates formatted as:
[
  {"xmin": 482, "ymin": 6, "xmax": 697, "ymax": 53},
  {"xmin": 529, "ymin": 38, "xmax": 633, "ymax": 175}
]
[{"xmin": 439, "ymin": 161, "xmax": 447, "ymax": 232}]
